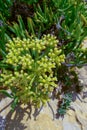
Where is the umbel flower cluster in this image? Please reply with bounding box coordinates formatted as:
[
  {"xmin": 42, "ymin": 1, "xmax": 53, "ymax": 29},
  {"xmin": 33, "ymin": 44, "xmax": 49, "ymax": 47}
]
[{"xmin": 1, "ymin": 34, "xmax": 65, "ymax": 107}]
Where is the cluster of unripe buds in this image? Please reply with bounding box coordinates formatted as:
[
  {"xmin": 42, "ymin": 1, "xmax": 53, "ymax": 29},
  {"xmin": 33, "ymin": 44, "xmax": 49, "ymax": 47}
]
[{"xmin": 1, "ymin": 34, "xmax": 65, "ymax": 107}]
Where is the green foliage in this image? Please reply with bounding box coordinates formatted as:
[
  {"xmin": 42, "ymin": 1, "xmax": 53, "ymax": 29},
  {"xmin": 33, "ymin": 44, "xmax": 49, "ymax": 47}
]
[
  {"xmin": 6, "ymin": 0, "xmax": 87, "ymax": 44},
  {"xmin": 33, "ymin": 1, "xmax": 57, "ymax": 33},
  {"xmin": 48, "ymin": 0, "xmax": 87, "ymax": 66},
  {"xmin": 0, "ymin": 90, "xmax": 13, "ymax": 98},
  {"xmin": 71, "ymin": 46, "xmax": 87, "ymax": 66},
  {"xmin": 0, "ymin": 0, "xmax": 13, "ymax": 18},
  {"xmin": 19, "ymin": 0, "xmax": 39, "ymax": 4},
  {"xmin": 7, "ymin": 15, "xmax": 31, "ymax": 39},
  {"xmin": 7, "ymin": 3, "xmax": 56, "ymax": 37},
  {"xmin": 0, "ymin": 88, "xmax": 18, "ymax": 111},
  {"xmin": 58, "ymin": 93, "xmax": 72, "ymax": 116},
  {"xmin": 0, "ymin": 23, "xmax": 6, "ymax": 57},
  {"xmin": 0, "ymin": 14, "xmax": 11, "ymax": 58},
  {"xmin": 0, "ymin": 34, "xmax": 65, "ymax": 107},
  {"xmin": 0, "ymin": 16, "xmax": 7, "ymax": 58},
  {"xmin": 49, "ymin": 0, "xmax": 87, "ymax": 44}
]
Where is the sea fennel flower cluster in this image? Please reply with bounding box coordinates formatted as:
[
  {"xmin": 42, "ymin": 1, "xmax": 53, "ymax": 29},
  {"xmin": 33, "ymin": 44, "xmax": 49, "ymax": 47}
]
[{"xmin": 1, "ymin": 34, "xmax": 65, "ymax": 107}]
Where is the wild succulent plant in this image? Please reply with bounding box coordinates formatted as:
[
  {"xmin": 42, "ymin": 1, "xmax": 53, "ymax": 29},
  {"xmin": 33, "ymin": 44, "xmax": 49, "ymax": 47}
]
[{"xmin": 1, "ymin": 34, "xmax": 65, "ymax": 107}]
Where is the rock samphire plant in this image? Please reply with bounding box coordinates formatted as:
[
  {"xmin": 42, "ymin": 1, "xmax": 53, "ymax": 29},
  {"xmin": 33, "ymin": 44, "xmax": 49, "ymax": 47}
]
[
  {"xmin": 0, "ymin": 0, "xmax": 87, "ymax": 116},
  {"xmin": 0, "ymin": 34, "xmax": 65, "ymax": 108}
]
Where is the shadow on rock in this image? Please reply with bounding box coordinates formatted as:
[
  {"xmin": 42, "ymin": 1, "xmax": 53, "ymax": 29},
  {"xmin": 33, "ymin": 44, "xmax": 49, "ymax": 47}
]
[{"xmin": 5, "ymin": 103, "xmax": 32, "ymax": 130}]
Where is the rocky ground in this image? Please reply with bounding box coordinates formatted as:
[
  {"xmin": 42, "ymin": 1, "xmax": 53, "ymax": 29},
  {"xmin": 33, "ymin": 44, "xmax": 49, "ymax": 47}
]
[{"xmin": 0, "ymin": 41, "xmax": 87, "ymax": 130}]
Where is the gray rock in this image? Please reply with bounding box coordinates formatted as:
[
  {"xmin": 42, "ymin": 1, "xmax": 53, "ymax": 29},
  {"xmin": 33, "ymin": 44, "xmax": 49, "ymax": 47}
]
[{"xmin": 63, "ymin": 122, "xmax": 81, "ymax": 130}]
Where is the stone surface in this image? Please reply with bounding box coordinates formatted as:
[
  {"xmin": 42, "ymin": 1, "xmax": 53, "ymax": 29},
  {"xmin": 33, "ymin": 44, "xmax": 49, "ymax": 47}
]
[{"xmin": 63, "ymin": 122, "xmax": 81, "ymax": 130}]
